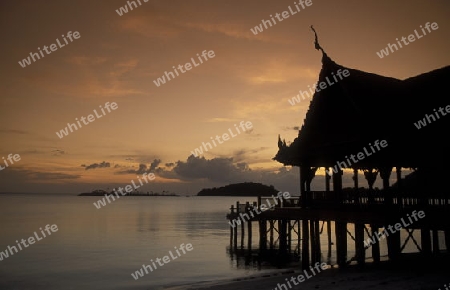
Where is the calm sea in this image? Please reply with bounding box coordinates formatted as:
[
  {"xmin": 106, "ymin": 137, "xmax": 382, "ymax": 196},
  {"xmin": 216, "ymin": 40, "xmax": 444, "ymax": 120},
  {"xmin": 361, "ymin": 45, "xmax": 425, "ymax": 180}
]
[{"xmin": 0, "ymin": 193, "xmax": 431, "ymax": 290}]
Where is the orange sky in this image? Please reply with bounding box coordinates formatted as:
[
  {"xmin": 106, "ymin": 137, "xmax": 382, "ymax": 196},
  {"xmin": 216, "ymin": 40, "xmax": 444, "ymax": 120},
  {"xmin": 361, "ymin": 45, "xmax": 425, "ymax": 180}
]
[{"xmin": 0, "ymin": 0, "xmax": 449, "ymax": 194}]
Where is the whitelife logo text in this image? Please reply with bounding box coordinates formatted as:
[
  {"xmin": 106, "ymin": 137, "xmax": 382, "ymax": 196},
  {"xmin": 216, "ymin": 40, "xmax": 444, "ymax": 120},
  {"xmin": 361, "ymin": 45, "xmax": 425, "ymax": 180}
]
[
  {"xmin": 55, "ymin": 102, "xmax": 118, "ymax": 139},
  {"xmin": 153, "ymin": 50, "xmax": 215, "ymax": 87},
  {"xmin": 18, "ymin": 31, "xmax": 81, "ymax": 68},
  {"xmin": 190, "ymin": 121, "xmax": 253, "ymax": 157}
]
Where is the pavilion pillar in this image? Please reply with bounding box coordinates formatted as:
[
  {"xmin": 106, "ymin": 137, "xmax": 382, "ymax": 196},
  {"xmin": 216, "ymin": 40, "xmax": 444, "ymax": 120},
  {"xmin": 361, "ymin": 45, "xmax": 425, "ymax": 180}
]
[
  {"xmin": 325, "ymin": 167, "xmax": 331, "ymax": 192},
  {"xmin": 302, "ymin": 219, "xmax": 310, "ymax": 268},
  {"xmin": 353, "ymin": 168, "xmax": 359, "ymax": 205},
  {"xmin": 305, "ymin": 167, "xmax": 317, "ymax": 207},
  {"xmin": 445, "ymin": 229, "xmax": 450, "ymax": 254},
  {"xmin": 396, "ymin": 167, "xmax": 402, "ymax": 207},
  {"xmin": 355, "ymin": 223, "xmax": 365, "ymax": 266},
  {"xmin": 370, "ymin": 225, "xmax": 381, "ymax": 263},
  {"xmin": 421, "ymin": 228, "xmax": 432, "ymax": 256},
  {"xmin": 380, "ymin": 167, "xmax": 392, "ymax": 205},
  {"xmin": 300, "ymin": 166, "xmax": 308, "ymax": 207},
  {"xmin": 364, "ymin": 169, "xmax": 378, "ymax": 206},
  {"xmin": 332, "ymin": 169, "xmax": 343, "ymax": 206},
  {"xmin": 335, "ymin": 221, "xmax": 347, "ymax": 267}
]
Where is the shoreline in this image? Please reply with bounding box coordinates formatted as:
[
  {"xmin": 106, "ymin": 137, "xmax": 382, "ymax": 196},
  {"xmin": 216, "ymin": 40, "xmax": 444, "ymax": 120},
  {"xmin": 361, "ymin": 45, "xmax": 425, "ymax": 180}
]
[{"xmin": 164, "ymin": 255, "xmax": 450, "ymax": 290}]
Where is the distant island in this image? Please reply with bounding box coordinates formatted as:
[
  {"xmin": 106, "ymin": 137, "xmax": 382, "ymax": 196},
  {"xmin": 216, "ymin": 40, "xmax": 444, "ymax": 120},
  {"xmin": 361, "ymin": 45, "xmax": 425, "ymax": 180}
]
[
  {"xmin": 197, "ymin": 182, "xmax": 279, "ymax": 196},
  {"xmin": 78, "ymin": 189, "xmax": 178, "ymax": 196}
]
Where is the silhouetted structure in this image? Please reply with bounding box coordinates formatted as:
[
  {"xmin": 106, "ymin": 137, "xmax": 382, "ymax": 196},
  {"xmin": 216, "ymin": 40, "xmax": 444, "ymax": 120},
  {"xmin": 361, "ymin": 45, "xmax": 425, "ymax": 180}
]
[{"xmin": 227, "ymin": 29, "xmax": 450, "ymax": 269}]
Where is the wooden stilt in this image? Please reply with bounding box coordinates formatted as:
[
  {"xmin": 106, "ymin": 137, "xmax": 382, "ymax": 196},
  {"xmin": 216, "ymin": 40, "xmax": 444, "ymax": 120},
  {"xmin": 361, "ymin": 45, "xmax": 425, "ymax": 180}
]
[
  {"xmin": 421, "ymin": 228, "xmax": 432, "ymax": 256},
  {"xmin": 298, "ymin": 220, "xmax": 301, "ymax": 257},
  {"xmin": 279, "ymin": 219, "xmax": 287, "ymax": 254},
  {"xmin": 310, "ymin": 219, "xmax": 316, "ymax": 264},
  {"xmin": 259, "ymin": 219, "xmax": 267, "ymax": 250},
  {"xmin": 233, "ymin": 221, "xmax": 238, "ymax": 249},
  {"xmin": 432, "ymin": 230, "xmax": 440, "ymax": 255},
  {"xmin": 240, "ymin": 217, "xmax": 245, "ymax": 249},
  {"xmin": 315, "ymin": 220, "xmax": 321, "ymax": 263},
  {"xmin": 270, "ymin": 220, "xmax": 274, "ymax": 250},
  {"xmin": 287, "ymin": 221, "xmax": 292, "ymax": 253},
  {"xmin": 302, "ymin": 219, "xmax": 310, "ymax": 268},
  {"xmin": 327, "ymin": 220, "xmax": 332, "ymax": 264},
  {"xmin": 371, "ymin": 225, "xmax": 380, "ymax": 263},
  {"xmin": 248, "ymin": 220, "xmax": 252, "ymax": 250},
  {"xmin": 230, "ymin": 221, "xmax": 233, "ymax": 249},
  {"xmin": 387, "ymin": 230, "xmax": 401, "ymax": 260},
  {"xmin": 335, "ymin": 221, "xmax": 347, "ymax": 267},
  {"xmin": 355, "ymin": 223, "xmax": 365, "ymax": 266},
  {"xmin": 445, "ymin": 229, "xmax": 450, "ymax": 254}
]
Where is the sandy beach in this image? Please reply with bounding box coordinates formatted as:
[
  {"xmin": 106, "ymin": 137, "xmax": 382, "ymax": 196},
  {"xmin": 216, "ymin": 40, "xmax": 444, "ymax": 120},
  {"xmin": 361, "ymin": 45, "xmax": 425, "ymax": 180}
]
[{"xmin": 166, "ymin": 255, "xmax": 449, "ymax": 290}]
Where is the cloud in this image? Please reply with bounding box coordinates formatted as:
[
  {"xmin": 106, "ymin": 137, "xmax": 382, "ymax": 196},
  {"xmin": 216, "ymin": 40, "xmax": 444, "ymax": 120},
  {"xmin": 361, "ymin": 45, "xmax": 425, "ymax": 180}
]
[
  {"xmin": 156, "ymin": 155, "xmax": 300, "ymax": 194},
  {"xmin": 149, "ymin": 159, "xmax": 161, "ymax": 171},
  {"xmin": 0, "ymin": 129, "xmax": 29, "ymax": 135},
  {"xmin": 115, "ymin": 159, "xmax": 161, "ymax": 175},
  {"xmin": 83, "ymin": 161, "xmax": 111, "ymax": 170},
  {"xmin": 0, "ymin": 167, "xmax": 80, "ymax": 184},
  {"xmin": 51, "ymin": 149, "xmax": 65, "ymax": 156}
]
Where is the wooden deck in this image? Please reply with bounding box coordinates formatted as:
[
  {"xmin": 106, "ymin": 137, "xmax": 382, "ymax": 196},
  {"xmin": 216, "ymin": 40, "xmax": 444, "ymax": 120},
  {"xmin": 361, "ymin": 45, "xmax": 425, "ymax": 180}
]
[{"xmin": 226, "ymin": 191, "xmax": 450, "ymax": 268}]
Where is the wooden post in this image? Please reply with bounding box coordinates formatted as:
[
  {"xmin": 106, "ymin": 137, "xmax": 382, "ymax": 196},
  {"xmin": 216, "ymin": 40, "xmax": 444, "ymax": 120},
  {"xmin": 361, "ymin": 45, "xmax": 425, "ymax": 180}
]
[
  {"xmin": 233, "ymin": 221, "xmax": 238, "ymax": 249},
  {"xmin": 259, "ymin": 219, "xmax": 267, "ymax": 250},
  {"xmin": 355, "ymin": 223, "xmax": 365, "ymax": 266},
  {"xmin": 432, "ymin": 230, "xmax": 440, "ymax": 255},
  {"xmin": 240, "ymin": 219, "xmax": 245, "ymax": 248},
  {"xmin": 445, "ymin": 229, "xmax": 450, "ymax": 254},
  {"xmin": 371, "ymin": 225, "xmax": 380, "ymax": 263},
  {"xmin": 279, "ymin": 220, "xmax": 288, "ymax": 255},
  {"xmin": 325, "ymin": 167, "xmax": 331, "ymax": 192},
  {"xmin": 396, "ymin": 167, "xmax": 402, "ymax": 207},
  {"xmin": 270, "ymin": 220, "xmax": 274, "ymax": 250},
  {"xmin": 302, "ymin": 219, "xmax": 310, "ymax": 268},
  {"xmin": 387, "ymin": 230, "xmax": 401, "ymax": 261},
  {"xmin": 297, "ymin": 220, "xmax": 301, "ymax": 257},
  {"xmin": 310, "ymin": 219, "xmax": 316, "ymax": 264},
  {"xmin": 248, "ymin": 220, "xmax": 252, "ymax": 250},
  {"xmin": 315, "ymin": 220, "xmax": 321, "ymax": 263},
  {"xmin": 380, "ymin": 167, "xmax": 392, "ymax": 205},
  {"xmin": 335, "ymin": 221, "xmax": 347, "ymax": 267},
  {"xmin": 333, "ymin": 169, "xmax": 343, "ymax": 207},
  {"xmin": 287, "ymin": 221, "xmax": 292, "ymax": 253},
  {"xmin": 327, "ymin": 220, "xmax": 332, "ymax": 264},
  {"xmin": 421, "ymin": 228, "xmax": 432, "ymax": 256},
  {"xmin": 230, "ymin": 218, "xmax": 234, "ymax": 249},
  {"xmin": 353, "ymin": 168, "xmax": 359, "ymax": 205},
  {"xmin": 300, "ymin": 166, "xmax": 307, "ymax": 207}
]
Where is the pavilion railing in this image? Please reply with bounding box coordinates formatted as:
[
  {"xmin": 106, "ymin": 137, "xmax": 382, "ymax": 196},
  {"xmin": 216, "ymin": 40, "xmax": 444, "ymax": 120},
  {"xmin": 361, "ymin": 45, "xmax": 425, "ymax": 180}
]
[{"xmin": 302, "ymin": 190, "xmax": 450, "ymax": 209}]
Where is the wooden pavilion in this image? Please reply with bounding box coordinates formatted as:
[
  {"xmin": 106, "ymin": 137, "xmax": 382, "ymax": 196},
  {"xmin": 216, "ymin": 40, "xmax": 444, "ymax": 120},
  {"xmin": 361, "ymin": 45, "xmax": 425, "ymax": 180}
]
[{"xmin": 227, "ymin": 32, "xmax": 450, "ymax": 269}]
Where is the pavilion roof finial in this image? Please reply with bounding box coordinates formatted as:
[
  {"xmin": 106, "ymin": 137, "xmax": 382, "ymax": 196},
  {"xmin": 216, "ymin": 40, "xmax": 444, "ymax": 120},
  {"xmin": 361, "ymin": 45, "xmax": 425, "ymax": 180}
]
[{"xmin": 310, "ymin": 25, "xmax": 326, "ymax": 56}]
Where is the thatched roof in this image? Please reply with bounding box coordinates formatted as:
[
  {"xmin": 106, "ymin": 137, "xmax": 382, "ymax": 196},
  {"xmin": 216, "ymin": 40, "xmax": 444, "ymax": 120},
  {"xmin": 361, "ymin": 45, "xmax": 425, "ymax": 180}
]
[{"xmin": 274, "ymin": 52, "xmax": 450, "ymax": 169}]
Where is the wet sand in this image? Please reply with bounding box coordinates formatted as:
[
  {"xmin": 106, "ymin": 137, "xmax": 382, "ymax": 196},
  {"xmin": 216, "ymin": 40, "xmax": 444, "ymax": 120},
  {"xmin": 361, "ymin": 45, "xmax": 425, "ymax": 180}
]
[{"xmin": 165, "ymin": 255, "xmax": 449, "ymax": 290}]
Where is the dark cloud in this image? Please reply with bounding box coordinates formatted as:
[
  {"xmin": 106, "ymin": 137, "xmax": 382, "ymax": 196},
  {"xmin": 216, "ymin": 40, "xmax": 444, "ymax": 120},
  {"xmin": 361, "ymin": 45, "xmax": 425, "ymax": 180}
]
[
  {"xmin": 51, "ymin": 149, "xmax": 65, "ymax": 156},
  {"xmin": 155, "ymin": 155, "xmax": 301, "ymax": 194},
  {"xmin": 0, "ymin": 167, "xmax": 80, "ymax": 183},
  {"xmin": 115, "ymin": 159, "xmax": 161, "ymax": 175},
  {"xmin": 0, "ymin": 129, "xmax": 29, "ymax": 135},
  {"xmin": 84, "ymin": 161, "xmax": 111, "ymax": 170},
  {"xmin": 165, "ymin": 162, "xmax": 175, "ymax": 167},
  {"xmin": 149, "ymin": 159, "xmax": 161, "ymax": 171},
  {"xmin": 166, "ymin": 155, "xmax": 254, "ymax": 183}
]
